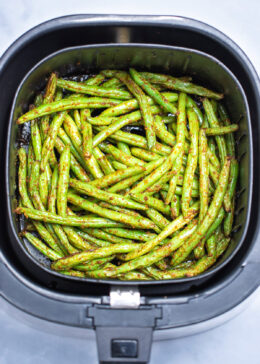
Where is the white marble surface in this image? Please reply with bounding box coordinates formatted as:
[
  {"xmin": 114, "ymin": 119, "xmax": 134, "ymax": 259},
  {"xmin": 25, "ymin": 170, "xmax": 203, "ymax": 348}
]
[{"xmin": 0, "ymin": 1, "xmax": 260, "ymax": 363}]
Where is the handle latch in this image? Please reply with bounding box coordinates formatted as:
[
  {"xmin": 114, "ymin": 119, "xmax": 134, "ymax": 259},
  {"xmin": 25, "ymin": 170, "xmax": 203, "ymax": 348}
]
[{"xmin": 88, "ymin": 286, "xmax": 161, "ymax": 363}]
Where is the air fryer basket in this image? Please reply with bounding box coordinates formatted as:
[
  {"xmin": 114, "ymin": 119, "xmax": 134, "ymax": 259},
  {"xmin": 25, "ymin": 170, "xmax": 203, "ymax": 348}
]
[{"xmin": 7, "ymin": 44, "xmax": 252, "ymax": 287}]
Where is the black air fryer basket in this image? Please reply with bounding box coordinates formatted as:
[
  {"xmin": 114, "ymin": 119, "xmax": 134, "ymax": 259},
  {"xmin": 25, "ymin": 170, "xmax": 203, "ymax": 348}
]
[{"xmin": 1, "ymin": 15, "xmax": 260, "ymax": 364}]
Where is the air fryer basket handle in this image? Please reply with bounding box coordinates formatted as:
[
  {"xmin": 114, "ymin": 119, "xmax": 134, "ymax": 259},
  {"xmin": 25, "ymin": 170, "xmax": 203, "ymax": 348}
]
[
  {"xmin": 88, "ymin": 305, "xmax": 162, "ymax": 363},
  {"xmin": 96, "ymin": 326, "xmax": 152, "ymax": 364}
]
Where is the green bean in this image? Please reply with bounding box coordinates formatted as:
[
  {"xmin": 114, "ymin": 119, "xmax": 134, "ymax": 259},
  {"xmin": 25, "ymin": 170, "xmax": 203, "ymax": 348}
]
[
  {"xmin": 181, "ymin": 109, "xmax": 199, "ymax": 216},
  {"xmin": 31, "ymin": 120, "xmax": 42, "ymax": 161},
  {"xmin": 186, "ymin": 97, "xmax": 204, "ymax": 125},
  {"xmin": 206, "ymin": 234, "xmax": 217, "ymax": 257},
  {"xmin": 198, "ymin": 129, "xmax": 209, "ymax": 223},
  {"xmin": 113, "ymin": 71, "xmax": 156, "ymax": 150},
  {"xmin": 207, "ymin": 147, "xmax": 220, "ymax": 170},
  {"xmin": 146, "ymin": 208, "xmax": 170, "ymax": 230},
  {"xmin": 57, "ymin": 78, "xmax": 132, "ymax": 100},
  {"xmin": 92, "ymin": 147, "xmax": 115, "ymax": 175},
  {"xmin": 193, "ymin": 238, "xmax": 206, "ymax": 259},
  {"xmin": 223, "ymin": 158, "xmax": 238, "ymax": 212},
  {"xmin": 86, "ymin": 228, "xmax": 136, "ymax": 245},
  {"xmin": 63, "ymin": 114, "xmax": 82, "ymax": 148},
  {"xmin": 76, "ymin": 230, "xmax": 111, "ymax": 247},
  {"xmin": 211, "ymin": 99, "xmax": 218, "ymax": 113},
  {"xmin": 69, "ymin": 179, "xmax": 147, "ymax": 210},
  {"xmin": 27, "ymin": 144, "xmax": 34, "ymax": 178},
  {"xmin": 224, "ymin": 198, "xmax": 235, "ymax": 237},
  {"xmin": 140, "ymin": 72, "xmax": 223, "ymax": 99},
  {"xmin": 63, "ymin": 227, "xmax": 93, "ymax": 251},
  {"xmin": 166, "ymin": 93, "xmax": 187, "ymax": 204},
  {"xmin": 76, "ymin": 256, "xmax": 115, "ymax": 271},
  {"xmin": 102, "ymin": 77, "xmax": 124, "ymax": 89},
  {"xmin": 171, "ymin": 195, "xmax": 180, "ymax": 219},
  {"xmin": 18, "ymin": 148, "xmax": 34, "ymax": 209},
  {"xmin": 111, "ymin": 161, "xmax": 127, "ymax": 170},
  {"xmin": 67, "ymin": 192, "xmax": 157, "ymax": 230},
  {"xmin": 101, "ymin": 91, "xmax": 178, "ymax": 117},
  {"xmin": 171, "ymin": 157, "xmax": 231, "ymax": 266},
  {"xmin": 60, "ymin": 270, "xmax": 86, "ymax": 278},
  {"xmin": 216, "ymin": 237, "xmax": 231, "ymax": 257},
  {"xmin": 125, "ymin": 202, "xmax": 199, "ymax": 261},
  {"xmin": 130, "ymin": 68, "xmax": 177, "ymax": 114},
  {"xmin": 118, "ymin": 271, "xmax": 152, "ymax": 280},
  {"xmin": 39, "ymin": 169, "xmax": 49, "ymax": 208},
  {"xmin": 130, "ymin": 193, "xmax": 171, "ymax": 216},
  {"xmin": 73, "ymin": 110, "xmax": 81, "ymax": 129},
  {"xmin": 29, "ymin": 161, "xmax": 44, "ymax": 210},
  {"xmin": 173, "ymin": 260, "xmax": 195, "ymax": 269},
  {"xmin": 15, "ymin": 206, "xmax": 127, "ymax": 228},
  {"xmin": 51, "ymin": 243, "xmax": 141, "ymax": 271},
  {"xmin": 205, "ymin": 124, "xmax": 238, "ymax": 136},
  {"xmin": 23, "ymin": 232, "xmax": 62, "ymax": 261},
  {"xmin": 48, "ymin": 166, "xmax": 58, "ymax": 213},
  {"xmin": 85, "ymin": 74, "xmax": 105, "ymax": 86},
  {"xmin": 17, "ymin": 97, "xmax": 121, "ymax": 124},
  {"xmin": 130, "ymin": 147, "xmax": 160, "ymax": 161},
  {"xmin": 57, "ymin": 127, "xmax": 87, "ymax": 170},
  {"xmin": 203, "ymin": 99, "xmax": 227, "ymax": 165},
  {"xmin": 100, "ymin": 143, "xmax": 145, "ymax": 167},
  {"xmin": 209, "ymin": 161, "xmax": 219, "ymax": 186},
  {"xmin": 154, "ymin": 115, "xmax": 175, "ymax": 146},
  {"xmin": 82, "ymin": 120, "xmax": 93, "ymax": 160},
  {"xmin": 155, "ymin": 259, "xmax": 169, "ymax": 271},
  {"xmin": 117, "ymin": 142, "xmax": 131, "ymax": 155},
  {"xmin": 57, "ymin": 145, "xmax": 70, "ymax": 216},
  {"xmin": 205, "ymin": 207, "xmax": 226, "ymax": 240},
  {"xmin": 103, "ymin": 228, "xmax": 157, "ymax": 242},
  {"xmin": 218, "ymin": 104, "xmax": 235, "ymax": 156},
  {"xmin": 41, "ymin": 111, "xmax": 67, "ymax": 172},
  {"xmin": 40, "ymin": 75, "xmax": 58, "ymax": 154}
]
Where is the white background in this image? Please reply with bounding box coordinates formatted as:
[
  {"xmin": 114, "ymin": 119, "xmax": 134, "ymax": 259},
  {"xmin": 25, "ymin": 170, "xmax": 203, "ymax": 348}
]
[{"xmin": 0, "ymin": 1, "xmax": 259, "ymax": 363}]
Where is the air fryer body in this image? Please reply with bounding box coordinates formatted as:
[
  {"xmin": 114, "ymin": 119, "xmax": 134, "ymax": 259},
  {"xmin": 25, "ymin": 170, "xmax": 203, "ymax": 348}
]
[{"xmin": 0, "ymin": 15, "xmax": 260, "ymax": 364}]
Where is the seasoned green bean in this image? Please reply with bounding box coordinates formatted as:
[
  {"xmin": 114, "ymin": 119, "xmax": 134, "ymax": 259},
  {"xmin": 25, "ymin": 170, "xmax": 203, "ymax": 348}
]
[
  {"xmin": 16, "ymin": 206, "xmax": 127, "ymax": 228},
  {"xmin": 198, "ymin": 128, "xmax": 209, "ymax": 223},
  {"xmin": 130, "ymin": 68, "xmax": 177, "ymax": 114},
  {"xmin": 17, "ymin": 97, "xmax": 121, "ymax": 124},
  {"xmin": 140, "ymin": 72, "xmax": 223, "ymax": 99},
  {"xmin": 57, "ymin": 78, "xmax": 132, "ymax": 100}
]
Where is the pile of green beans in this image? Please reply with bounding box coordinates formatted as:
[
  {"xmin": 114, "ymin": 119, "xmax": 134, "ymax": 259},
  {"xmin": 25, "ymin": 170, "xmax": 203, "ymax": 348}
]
[{"xmin": 15, "ymin": 69, "xmax": 239, "ymax": 280}]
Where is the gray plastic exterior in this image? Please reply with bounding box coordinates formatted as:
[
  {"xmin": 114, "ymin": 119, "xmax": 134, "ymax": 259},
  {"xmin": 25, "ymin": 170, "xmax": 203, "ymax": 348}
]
[{"xmin": 0, "ymin": 14, "xmax": 260, "ymax": 364}]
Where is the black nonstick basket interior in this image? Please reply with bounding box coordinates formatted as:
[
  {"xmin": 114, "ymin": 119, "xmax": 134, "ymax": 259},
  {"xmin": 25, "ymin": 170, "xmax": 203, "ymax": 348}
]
[{"xmin": 6, "ymin": 43, "xmax": 252, "ymax": 292}]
